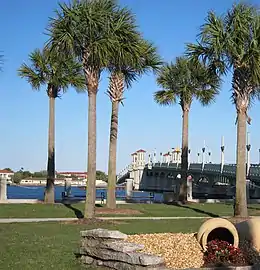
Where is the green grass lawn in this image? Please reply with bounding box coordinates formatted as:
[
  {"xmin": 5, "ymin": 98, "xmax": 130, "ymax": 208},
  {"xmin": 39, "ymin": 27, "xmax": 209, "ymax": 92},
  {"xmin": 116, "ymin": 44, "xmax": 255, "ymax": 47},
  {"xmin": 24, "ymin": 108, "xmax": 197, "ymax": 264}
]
[
  {"xmin": 0, "ymin": 202, "xmax": 260, "ymax": 218},
  {"xmin": 0, "ymin": 219, "xmax": 204, "ymax": 270}
]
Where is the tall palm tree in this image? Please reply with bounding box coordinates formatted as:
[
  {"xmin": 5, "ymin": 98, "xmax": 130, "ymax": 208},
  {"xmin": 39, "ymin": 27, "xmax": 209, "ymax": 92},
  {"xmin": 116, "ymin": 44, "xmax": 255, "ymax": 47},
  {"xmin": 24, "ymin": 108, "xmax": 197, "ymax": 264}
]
[
  {"xmin": 106, "ymin": 39, "xmax": 161, "ymax": 209},
  {"xmin": 187, "ymin": 3, "xmax": 260, "ymax": 217},
  {"xmin": 154, "ymin": 57, "xmax": 220, "ymax": 203},
  {"xmin": 18, "ymin": 48, "xmax": 85, "ymax": 203},
  {"xmin": 48, "ymin": 0, "xmax": 145, "ymax": 217}
]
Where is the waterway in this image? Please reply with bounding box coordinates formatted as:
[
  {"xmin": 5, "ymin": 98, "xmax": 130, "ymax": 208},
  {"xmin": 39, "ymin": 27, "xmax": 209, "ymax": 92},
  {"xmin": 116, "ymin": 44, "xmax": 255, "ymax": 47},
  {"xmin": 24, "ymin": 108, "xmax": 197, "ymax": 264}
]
[{"xmin": 7, "ymin": 185, "xmax": 163, "ymax": 202}]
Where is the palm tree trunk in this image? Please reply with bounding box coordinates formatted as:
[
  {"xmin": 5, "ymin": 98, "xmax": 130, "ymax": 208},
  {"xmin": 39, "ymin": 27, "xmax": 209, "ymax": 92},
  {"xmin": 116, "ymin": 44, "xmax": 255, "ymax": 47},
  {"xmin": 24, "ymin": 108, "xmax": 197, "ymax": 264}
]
[
  {"xmin": 44, "ymin": 96, "xmax": 55, "ymax": 203},
  {"xmin": 84, "ymin": 92, "xmax": 97, "ymax": 218},
  {"xmin": 107, "ymin": 101, "xmax": 119, "ymax": 209},
  {"xmin": 179, "ymin": 107, "xmax": 189, "ymax": 203},
  {"xmin": 234, "ymin": 108, "xmax": 248, "ymax": 217}
]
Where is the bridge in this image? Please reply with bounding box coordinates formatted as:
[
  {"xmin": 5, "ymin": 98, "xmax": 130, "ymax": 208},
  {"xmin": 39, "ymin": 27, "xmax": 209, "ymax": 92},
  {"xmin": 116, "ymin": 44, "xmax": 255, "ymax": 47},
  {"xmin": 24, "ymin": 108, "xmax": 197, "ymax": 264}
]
[{"xmin": 117, "ymin": 148, "xmax": 260, "ymax": 200}]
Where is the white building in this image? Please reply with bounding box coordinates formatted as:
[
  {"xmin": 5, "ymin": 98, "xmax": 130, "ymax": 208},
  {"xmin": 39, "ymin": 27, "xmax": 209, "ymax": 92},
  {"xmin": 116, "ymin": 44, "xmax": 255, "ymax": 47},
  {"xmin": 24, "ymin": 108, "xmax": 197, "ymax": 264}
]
[
  {"xmin": 20, "ymin": 178, "xmax": 87, "ymax": 186},
  {"xmin": 163, "ymin": 147, "xmax": 182, "ymax": 163},
  {"xmin": 0, "ymin": 169, "xmax": 14, "ymax": 180}
]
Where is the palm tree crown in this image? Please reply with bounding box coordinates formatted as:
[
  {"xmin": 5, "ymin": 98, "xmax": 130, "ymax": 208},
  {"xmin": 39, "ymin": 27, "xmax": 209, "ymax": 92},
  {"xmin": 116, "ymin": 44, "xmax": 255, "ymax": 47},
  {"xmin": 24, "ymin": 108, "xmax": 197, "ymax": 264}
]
[
  {"xmin": 18, "ymin": 48, "xmax": 85, "ymax": 96},
  {"xmin": 107, "ymin": 39, "xmax": 162, "ymax": 103},
  {"xmin": 186, "ymin": 3, "xmax": 260, "ymax": 111},
  {"xmin": 154, "ymin": 57, "xmax": 220, "ymax": 109}
]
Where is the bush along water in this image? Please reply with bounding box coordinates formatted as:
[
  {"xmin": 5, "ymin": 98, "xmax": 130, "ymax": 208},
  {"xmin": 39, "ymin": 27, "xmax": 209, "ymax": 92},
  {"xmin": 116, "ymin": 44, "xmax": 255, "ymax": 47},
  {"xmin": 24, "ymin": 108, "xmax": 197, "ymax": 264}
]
[{"xmin": 204, "ymin": 240, "xmax": 248, "ymax": 267}]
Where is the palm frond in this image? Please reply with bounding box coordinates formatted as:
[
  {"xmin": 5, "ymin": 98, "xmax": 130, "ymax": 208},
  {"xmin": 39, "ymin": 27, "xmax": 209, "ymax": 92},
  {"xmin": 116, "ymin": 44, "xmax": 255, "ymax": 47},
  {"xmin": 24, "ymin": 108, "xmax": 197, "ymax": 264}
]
[
  {"xmin": 154, "ymin": 56, "xmax": 221, "ymax": 109},
  {"xmin": 154, "ymin": 90, "xmax": 177, "ymax": 106},
  {"xmin": 47, "ymin": 0, "xmax": 118, "ymax": 69},
  {"xmin": 18, "ymin": 46, "xmax": 85, "ymax": 95},
  {"xmin": 186, "ymin": 2, "xmax": 260, "ymax": 99},
  {"xmin": 18, "ymin": 63, "xmax": 46, "ymax": 90}
]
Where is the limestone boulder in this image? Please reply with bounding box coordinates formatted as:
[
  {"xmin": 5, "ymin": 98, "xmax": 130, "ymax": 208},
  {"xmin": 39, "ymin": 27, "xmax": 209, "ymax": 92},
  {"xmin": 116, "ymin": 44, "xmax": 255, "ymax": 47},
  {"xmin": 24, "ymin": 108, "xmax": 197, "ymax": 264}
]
[{"xmin": 80, "ymin": 228, "xmax": 127, "ymax": 240}]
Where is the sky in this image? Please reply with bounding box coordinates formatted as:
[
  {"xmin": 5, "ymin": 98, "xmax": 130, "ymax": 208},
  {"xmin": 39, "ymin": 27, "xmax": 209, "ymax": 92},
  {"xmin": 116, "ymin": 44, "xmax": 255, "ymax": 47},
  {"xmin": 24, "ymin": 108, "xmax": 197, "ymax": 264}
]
[{"xmin": 0, "ymin": 0, "xmax": 260, "ymax": 173}]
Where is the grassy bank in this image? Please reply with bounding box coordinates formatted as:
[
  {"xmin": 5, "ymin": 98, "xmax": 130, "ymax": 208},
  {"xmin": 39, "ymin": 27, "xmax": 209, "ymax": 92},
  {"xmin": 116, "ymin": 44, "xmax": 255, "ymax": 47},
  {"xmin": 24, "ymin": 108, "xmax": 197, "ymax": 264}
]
[
  {"xmin": 0, "ymin": 219, "xmax": 204, "ymax": 270},
  {"xmin": 0, "ymin": 203, "xmax": 260, "ymax": 218}
]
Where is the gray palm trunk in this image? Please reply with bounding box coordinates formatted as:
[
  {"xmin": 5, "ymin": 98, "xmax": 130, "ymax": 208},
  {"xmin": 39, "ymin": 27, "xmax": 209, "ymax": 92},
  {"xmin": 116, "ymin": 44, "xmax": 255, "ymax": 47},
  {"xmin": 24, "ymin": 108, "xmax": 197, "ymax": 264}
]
[
  {"xmin": 234, "ymin": 109, "xmax": 248, "ymax": 217},
  {"xmin": 44, "ymin": 96, "xmax": 55, "ymax": 203},
  {"xmin": 85, "ymin": 92, "xmax": 97, "ymax": 218},
  {"xmin": 179, "ymin": 107, "xmax": 189, "ymax": 203},
  {"xmin": 107, "ymin": 101, "xmax": 119, "ymax": 209}
]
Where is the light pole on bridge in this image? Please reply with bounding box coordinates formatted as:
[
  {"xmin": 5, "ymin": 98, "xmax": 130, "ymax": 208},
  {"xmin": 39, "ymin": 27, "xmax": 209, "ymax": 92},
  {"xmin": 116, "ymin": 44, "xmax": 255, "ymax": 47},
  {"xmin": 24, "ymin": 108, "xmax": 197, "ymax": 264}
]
[
  {"xmin": 258, "ymin": 149, "xmax": 260, "ymax": 165},
  {"xmin": 246, "ymin": 132, "xmax": 251, "ymax": 177},
  {"xmin": 221, "ymin": 136, "xmax": 225, "ymax": 173},
  {"xmin": 197, "ymin": 152, "xmax": 200, "ymax": 163},
  {"xmin": 188, "ymin": 149, "xmax": 191, "ymax": 169},
  {"xmin": 202, "ymin": 140, "xmax": 206, "ymax": 170},
  {"xmin": 208, "ymin": 151, "xmax": 211, "ymax": 164}
]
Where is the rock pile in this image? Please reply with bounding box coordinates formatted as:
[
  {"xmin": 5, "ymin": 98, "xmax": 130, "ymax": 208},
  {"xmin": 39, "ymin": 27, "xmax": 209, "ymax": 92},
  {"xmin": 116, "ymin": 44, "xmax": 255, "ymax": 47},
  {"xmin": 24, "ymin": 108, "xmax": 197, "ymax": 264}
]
[{"xmin": 78, "ymin": 228, "xmax": 167, "ymax": 269}]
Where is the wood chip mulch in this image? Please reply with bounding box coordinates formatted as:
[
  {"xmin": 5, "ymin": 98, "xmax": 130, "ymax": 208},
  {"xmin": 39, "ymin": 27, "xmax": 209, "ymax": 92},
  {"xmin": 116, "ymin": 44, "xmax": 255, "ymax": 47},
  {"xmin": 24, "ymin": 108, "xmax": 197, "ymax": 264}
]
[{"xmin": 127, "ymin": 233, "xmax": 204, "ymax": 269}]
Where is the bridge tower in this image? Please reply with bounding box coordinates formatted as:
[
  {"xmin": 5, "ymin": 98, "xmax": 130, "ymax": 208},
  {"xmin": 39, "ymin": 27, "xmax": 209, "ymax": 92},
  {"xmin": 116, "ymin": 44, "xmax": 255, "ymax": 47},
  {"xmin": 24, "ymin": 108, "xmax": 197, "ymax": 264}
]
[{"xmin": 129, "ymin": 149, "xmax": 146, "ymax": 190}]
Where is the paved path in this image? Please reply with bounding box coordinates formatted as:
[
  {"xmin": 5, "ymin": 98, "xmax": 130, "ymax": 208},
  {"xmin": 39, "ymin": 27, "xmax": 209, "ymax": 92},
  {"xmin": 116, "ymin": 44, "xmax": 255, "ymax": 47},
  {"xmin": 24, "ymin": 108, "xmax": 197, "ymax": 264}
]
[
  {"xmin": 0, "ymin": 216, "xmax": 225, "ymax": 223},
  {"xmin": 0, "ymin": 216, "xmax": 259, "ymax": 224}
]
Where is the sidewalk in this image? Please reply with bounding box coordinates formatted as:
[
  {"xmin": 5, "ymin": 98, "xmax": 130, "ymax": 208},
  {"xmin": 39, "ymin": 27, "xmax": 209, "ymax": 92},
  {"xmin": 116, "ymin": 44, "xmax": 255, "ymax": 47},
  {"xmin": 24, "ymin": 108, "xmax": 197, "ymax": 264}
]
[
  {"xmin": 0, "ymin": 216, "xmax": 225, "ymax": 223},
  {"xmin": 0, "ymin": 216, "xmax": 259, "ymax": 224}
]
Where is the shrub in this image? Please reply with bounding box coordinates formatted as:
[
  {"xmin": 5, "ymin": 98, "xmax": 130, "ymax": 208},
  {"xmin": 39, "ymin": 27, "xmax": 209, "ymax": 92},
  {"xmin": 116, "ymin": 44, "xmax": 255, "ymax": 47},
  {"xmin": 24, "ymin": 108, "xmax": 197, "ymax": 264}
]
[{"xmin": 204, "ymin": 239, "xmax": 248, "ymax": 267}]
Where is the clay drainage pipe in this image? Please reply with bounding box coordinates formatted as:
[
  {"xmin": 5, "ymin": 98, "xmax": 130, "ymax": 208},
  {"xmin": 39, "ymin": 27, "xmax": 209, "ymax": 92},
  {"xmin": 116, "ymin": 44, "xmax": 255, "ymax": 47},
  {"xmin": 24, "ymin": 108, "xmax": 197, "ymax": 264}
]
[{"xmin": 197, "ymin": 218, "xmax": 239, "ymax": 251}]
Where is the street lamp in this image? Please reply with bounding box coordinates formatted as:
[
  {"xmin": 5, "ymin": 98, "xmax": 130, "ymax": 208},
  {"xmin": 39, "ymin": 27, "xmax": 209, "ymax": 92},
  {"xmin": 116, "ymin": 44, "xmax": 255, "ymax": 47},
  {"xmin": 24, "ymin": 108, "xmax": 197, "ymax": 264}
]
[
  {"xmin": 208, "ymin": 152, "xmax": 211, "ymax": 163},
  {"xmin": 246, "ymin": 132, "xmax": 251, "ymax": 176}
]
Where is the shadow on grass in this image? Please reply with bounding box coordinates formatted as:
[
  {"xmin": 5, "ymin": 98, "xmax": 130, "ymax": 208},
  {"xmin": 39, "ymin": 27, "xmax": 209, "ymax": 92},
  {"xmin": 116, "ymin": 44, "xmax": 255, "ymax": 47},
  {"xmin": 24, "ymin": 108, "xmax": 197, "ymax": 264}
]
[
  {"xmin": 167, "ymin": 202, "xmax": 220, "ymax": 218},
  {"xmin": 63, "ymin": 203, "xmax": 84, "ymax": 219}
]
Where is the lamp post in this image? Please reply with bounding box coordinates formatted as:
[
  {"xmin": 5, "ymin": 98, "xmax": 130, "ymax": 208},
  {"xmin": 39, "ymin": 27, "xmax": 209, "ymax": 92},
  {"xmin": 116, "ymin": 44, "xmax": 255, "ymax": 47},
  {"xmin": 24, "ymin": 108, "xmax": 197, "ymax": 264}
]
[
  {"xmin": 202, "ymin": 140, "xmax": 206, "ymax": 169},
  {"xmin": 188, "ymin": 149, "xmax": 191, "ymax": 169},
  {"xmin": 197, "ymin": 152, "xmax": 200, "ymax": 163},
  {"xmin": 221, "ymin": 136, "xmax": 225, "ymax": 173},
  {"xmin": 208, "ymin": 151, "xmax": 211, "ymax": 163},
  {"xmin": 258, "ymin": 149, "xmax": 260, "ymax": 165},
  {"xmin": 246, "ymin": 132, "xmax": 251, "ymax": 176}
]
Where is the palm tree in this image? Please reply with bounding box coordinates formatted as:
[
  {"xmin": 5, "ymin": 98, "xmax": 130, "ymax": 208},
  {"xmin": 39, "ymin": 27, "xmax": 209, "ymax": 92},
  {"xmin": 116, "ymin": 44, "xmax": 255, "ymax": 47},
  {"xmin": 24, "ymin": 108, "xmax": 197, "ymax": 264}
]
[
  {"xmin": 47, "ymin": 0, "xmax": 146, "ymax": 217},
  {"xmin": 18, "ymin": 47, "xmax": 85, "ymax": 203},
  {"xmin": 187, "ymin": 3, "xmax": 260, "ymax": 217},
  {"xmin": 154, "ymin": 57, "xmax": 220, "ymax": 203},
  {"xmin": 106, "ymin": 39, "xmax": 161, "ymax": 209}
]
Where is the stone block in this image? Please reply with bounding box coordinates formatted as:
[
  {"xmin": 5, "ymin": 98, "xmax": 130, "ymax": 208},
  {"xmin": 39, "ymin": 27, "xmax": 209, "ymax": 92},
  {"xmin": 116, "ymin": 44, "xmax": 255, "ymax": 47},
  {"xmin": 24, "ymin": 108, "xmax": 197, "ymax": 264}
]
[
  {"xmin": 80, "ymin": 255, "xmax": 94, "ymax": 265},
  {"xmin": 80, "ymin": 228, "xmax": 127, "ymax": 240},
  {"xmin": 81, "ymin": 239, "xmax": 144, "ymax": 253},
  {"xmin": 81, "ymin": 246, "xmax": 164, "ymax": 266},
  {"xmin": 102, "ymin": 260, "xmax": 167, "ymax": 270}
]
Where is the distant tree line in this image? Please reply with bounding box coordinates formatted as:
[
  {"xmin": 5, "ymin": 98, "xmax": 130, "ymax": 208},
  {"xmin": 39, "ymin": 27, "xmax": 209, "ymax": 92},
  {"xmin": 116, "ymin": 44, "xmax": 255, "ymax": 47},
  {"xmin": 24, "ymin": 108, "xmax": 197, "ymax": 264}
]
[{"xmin": 4, "ymin": 168, "xmax": 108, "ymax": 184}]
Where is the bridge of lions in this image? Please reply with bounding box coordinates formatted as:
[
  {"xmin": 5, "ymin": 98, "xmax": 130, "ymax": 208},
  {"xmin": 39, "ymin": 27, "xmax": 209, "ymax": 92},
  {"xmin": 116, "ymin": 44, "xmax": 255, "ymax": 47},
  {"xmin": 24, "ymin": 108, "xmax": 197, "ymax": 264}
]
[{"xmin": 117, "ymin": 148, "xmax": 260, "ymax": 200}]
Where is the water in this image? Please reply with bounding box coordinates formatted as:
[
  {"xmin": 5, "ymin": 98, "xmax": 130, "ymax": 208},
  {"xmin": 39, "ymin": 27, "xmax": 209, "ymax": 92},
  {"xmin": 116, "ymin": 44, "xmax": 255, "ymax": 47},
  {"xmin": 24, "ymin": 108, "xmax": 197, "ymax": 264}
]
[{"xmin": 7, "ymin": 185, "xmax": 163, "ymax": 202}]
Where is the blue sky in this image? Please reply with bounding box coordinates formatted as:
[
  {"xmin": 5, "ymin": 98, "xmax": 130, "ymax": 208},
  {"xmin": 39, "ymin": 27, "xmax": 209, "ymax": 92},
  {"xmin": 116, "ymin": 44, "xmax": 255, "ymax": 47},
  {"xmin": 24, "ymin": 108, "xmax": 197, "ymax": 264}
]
[{"xmin": 0, "ymin": 0, "xmax": 260, "ymax": 173}]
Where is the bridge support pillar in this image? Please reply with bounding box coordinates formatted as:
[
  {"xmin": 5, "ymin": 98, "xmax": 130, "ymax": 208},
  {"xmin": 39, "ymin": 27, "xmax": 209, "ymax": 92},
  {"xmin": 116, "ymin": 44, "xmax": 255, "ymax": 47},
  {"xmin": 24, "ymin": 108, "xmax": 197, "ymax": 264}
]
[
  {"xmin": 125, "ymin": 179, "xmax": 133, "ymax": 199},
  {"xmin": 64, "ymin": 179, "xmax": 72, "ymax": 197},
  {"xmin": 187, "ymin": 176, "xmax": 193, "ymax": 201},
  {"xmin": 0, "ymin": 177, "xmax": 7, "ymax": 202}
]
